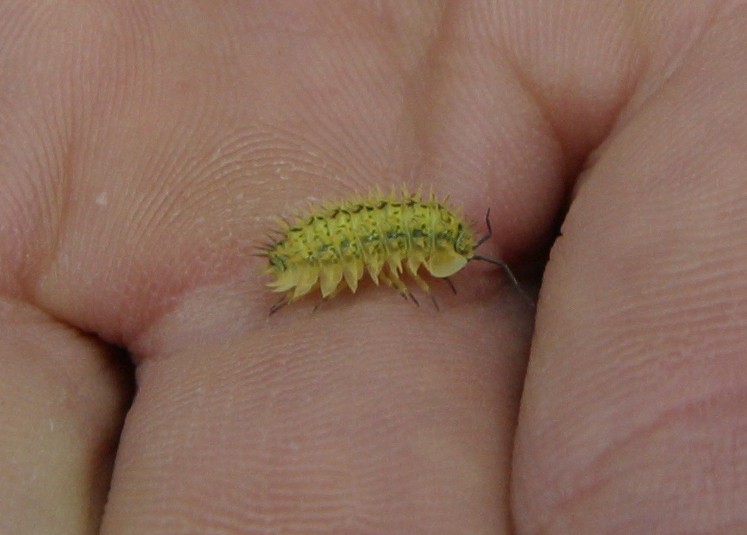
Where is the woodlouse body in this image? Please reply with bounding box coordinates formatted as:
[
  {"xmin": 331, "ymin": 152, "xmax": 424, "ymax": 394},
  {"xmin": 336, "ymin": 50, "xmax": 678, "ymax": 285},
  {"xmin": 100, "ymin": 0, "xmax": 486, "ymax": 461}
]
[{"xmin": 259, "ymin": 191, "xmax": 516, "ymax": 312}]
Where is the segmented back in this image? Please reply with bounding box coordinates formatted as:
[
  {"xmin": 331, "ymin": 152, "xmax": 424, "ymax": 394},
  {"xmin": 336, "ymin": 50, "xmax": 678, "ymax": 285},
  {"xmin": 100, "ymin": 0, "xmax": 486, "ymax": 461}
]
[{"xmin": 259, "ymin": 192, "xmax": 483, "ymax": 312}]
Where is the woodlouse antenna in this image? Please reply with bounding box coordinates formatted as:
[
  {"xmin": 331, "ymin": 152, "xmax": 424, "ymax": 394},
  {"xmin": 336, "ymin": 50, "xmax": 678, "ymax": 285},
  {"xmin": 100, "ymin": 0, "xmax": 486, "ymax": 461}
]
[
  {"xmin": 472, "ymin": 254, "xmax": 535, "ymax": 307},
  {"xmin": 474, "ymin": 208, "xmax": 493, "ymax": 249},
  {"xmin": 472, "ymin": 208, "xmax": 535, "ymax": 307}
]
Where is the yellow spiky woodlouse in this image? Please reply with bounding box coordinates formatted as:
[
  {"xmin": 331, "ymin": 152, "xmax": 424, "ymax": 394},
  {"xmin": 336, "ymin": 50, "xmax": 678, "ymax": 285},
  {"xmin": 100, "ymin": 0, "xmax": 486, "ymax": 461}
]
[{"xmin": 258, "ymin": 190, "xmax": 528, "ymax": 314}]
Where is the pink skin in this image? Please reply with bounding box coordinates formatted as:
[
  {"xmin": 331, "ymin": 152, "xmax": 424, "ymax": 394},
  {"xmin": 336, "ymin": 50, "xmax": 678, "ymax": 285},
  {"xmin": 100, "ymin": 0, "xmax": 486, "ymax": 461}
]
[{"xmin": 1, "ymin": 2, "xmax": 746, "ymax": 534}]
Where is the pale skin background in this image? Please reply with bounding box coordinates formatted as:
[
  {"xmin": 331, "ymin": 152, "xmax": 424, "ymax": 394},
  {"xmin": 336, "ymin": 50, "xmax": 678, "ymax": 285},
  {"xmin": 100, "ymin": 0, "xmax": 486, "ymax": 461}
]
[{"xmin": 1, "ymin": 1, "xmax": 747, "ymax": 534}]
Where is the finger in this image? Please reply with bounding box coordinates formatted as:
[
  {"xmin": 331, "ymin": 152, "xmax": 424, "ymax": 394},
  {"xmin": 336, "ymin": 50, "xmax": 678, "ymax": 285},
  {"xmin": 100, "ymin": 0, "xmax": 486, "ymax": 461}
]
[
  {"xmin": 102, "ymin": 294, "xmax": 529, "ymax": 534},
  {"xmin": 514, "ymin": 8, "xmax": 747, "ymax": 534},
  {"xmin": 0, "ymin": 299, "xmax": 131, "ymax": 535}
]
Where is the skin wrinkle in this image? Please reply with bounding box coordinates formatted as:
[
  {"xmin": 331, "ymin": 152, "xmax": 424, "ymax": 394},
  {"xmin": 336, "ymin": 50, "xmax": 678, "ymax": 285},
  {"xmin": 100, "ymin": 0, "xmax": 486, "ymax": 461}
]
[
  {"xmin": 492, "ymin": 47, "xmax": 573, "ymax": 178},
  {"xmin": 545, "ymin": 386, "xmax": 747, "ymax": 528},
  {"xmin": 552, "ymin": 399, "xmax": 747, "ymax": 535},
  {"xmin": 611, "ymin": 1, "xmax": 723, "ymax": 129}
]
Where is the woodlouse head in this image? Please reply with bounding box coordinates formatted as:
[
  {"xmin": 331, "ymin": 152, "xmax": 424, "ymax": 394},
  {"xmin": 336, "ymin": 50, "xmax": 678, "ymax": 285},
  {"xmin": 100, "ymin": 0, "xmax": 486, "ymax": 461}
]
[{"xmin": 453, "ymin": 224, "xmax": 475, "ymax": 256}]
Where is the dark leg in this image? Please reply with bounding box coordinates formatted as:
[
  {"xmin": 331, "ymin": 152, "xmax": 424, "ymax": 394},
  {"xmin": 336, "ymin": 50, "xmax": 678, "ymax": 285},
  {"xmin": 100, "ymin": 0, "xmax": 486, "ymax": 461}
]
[
  {"xmin": 270, "ymin": 297, "xmax": 289, "ymax": 315},
  {"xmin": 312, "ymin": 297, "xmax": 326, "ymax": 313},
  {"xmin": 444, "ymin": 277, "xmax": 457, "ymax": 295},
  {"xmin": 430, "ymin": 293, "xmax": 440, "ymax": 311}
]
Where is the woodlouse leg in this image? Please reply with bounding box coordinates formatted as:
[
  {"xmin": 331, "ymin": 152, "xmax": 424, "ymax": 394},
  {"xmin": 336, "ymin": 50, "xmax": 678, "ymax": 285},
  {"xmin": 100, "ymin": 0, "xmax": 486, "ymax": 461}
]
[
  {"xmin": 405, "ymin": 262, "xmax": 436, "ymax": 309},
  {"xmin": 378, "ymin": 270, "xmax": 394, "ymax": 289},
  {"xmin": 430, "ymin": 294, "xmax": 440, "ymax": 311},
  {"xmin": 443, "ymin": 277, "xmax": 457, "ymax": 295},
  {"xmin": 394, "ymin": 277, "xmax": 418, "ymax": 307},
  {"xmin": 379, "ymin": 271, "xmax": 407, "ymax": 301},
  {"xmin": 387, "ymin": 265, "xmax": 418, "ymax": 306},
  {"xmin": 270, "ymin": 296, "xmax": 289, "ymax": 315},
  {"xmin": 312, "ymin": 298, "xmax": 326, "ymax": 313},
  {"xmin": 312, "ymin": 283, "xmax": 346, "ymax": 313},
  {"xmin": 408, "ymin": 269, "xmax": 431, "ymax": 295}
]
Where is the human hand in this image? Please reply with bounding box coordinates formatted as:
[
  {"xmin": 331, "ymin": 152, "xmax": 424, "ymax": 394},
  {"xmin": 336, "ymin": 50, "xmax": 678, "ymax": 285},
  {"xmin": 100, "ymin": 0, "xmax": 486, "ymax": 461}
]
[{"xmin": 2, "ymin": 2, "xmax": 746, "ymax": 534}]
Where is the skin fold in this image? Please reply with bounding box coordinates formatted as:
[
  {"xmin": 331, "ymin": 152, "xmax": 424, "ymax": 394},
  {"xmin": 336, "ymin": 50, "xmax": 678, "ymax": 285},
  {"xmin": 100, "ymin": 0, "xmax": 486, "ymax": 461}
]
[{"xmin": 1, "ymin": 1, "xmax": 746, "ymax": 534}]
